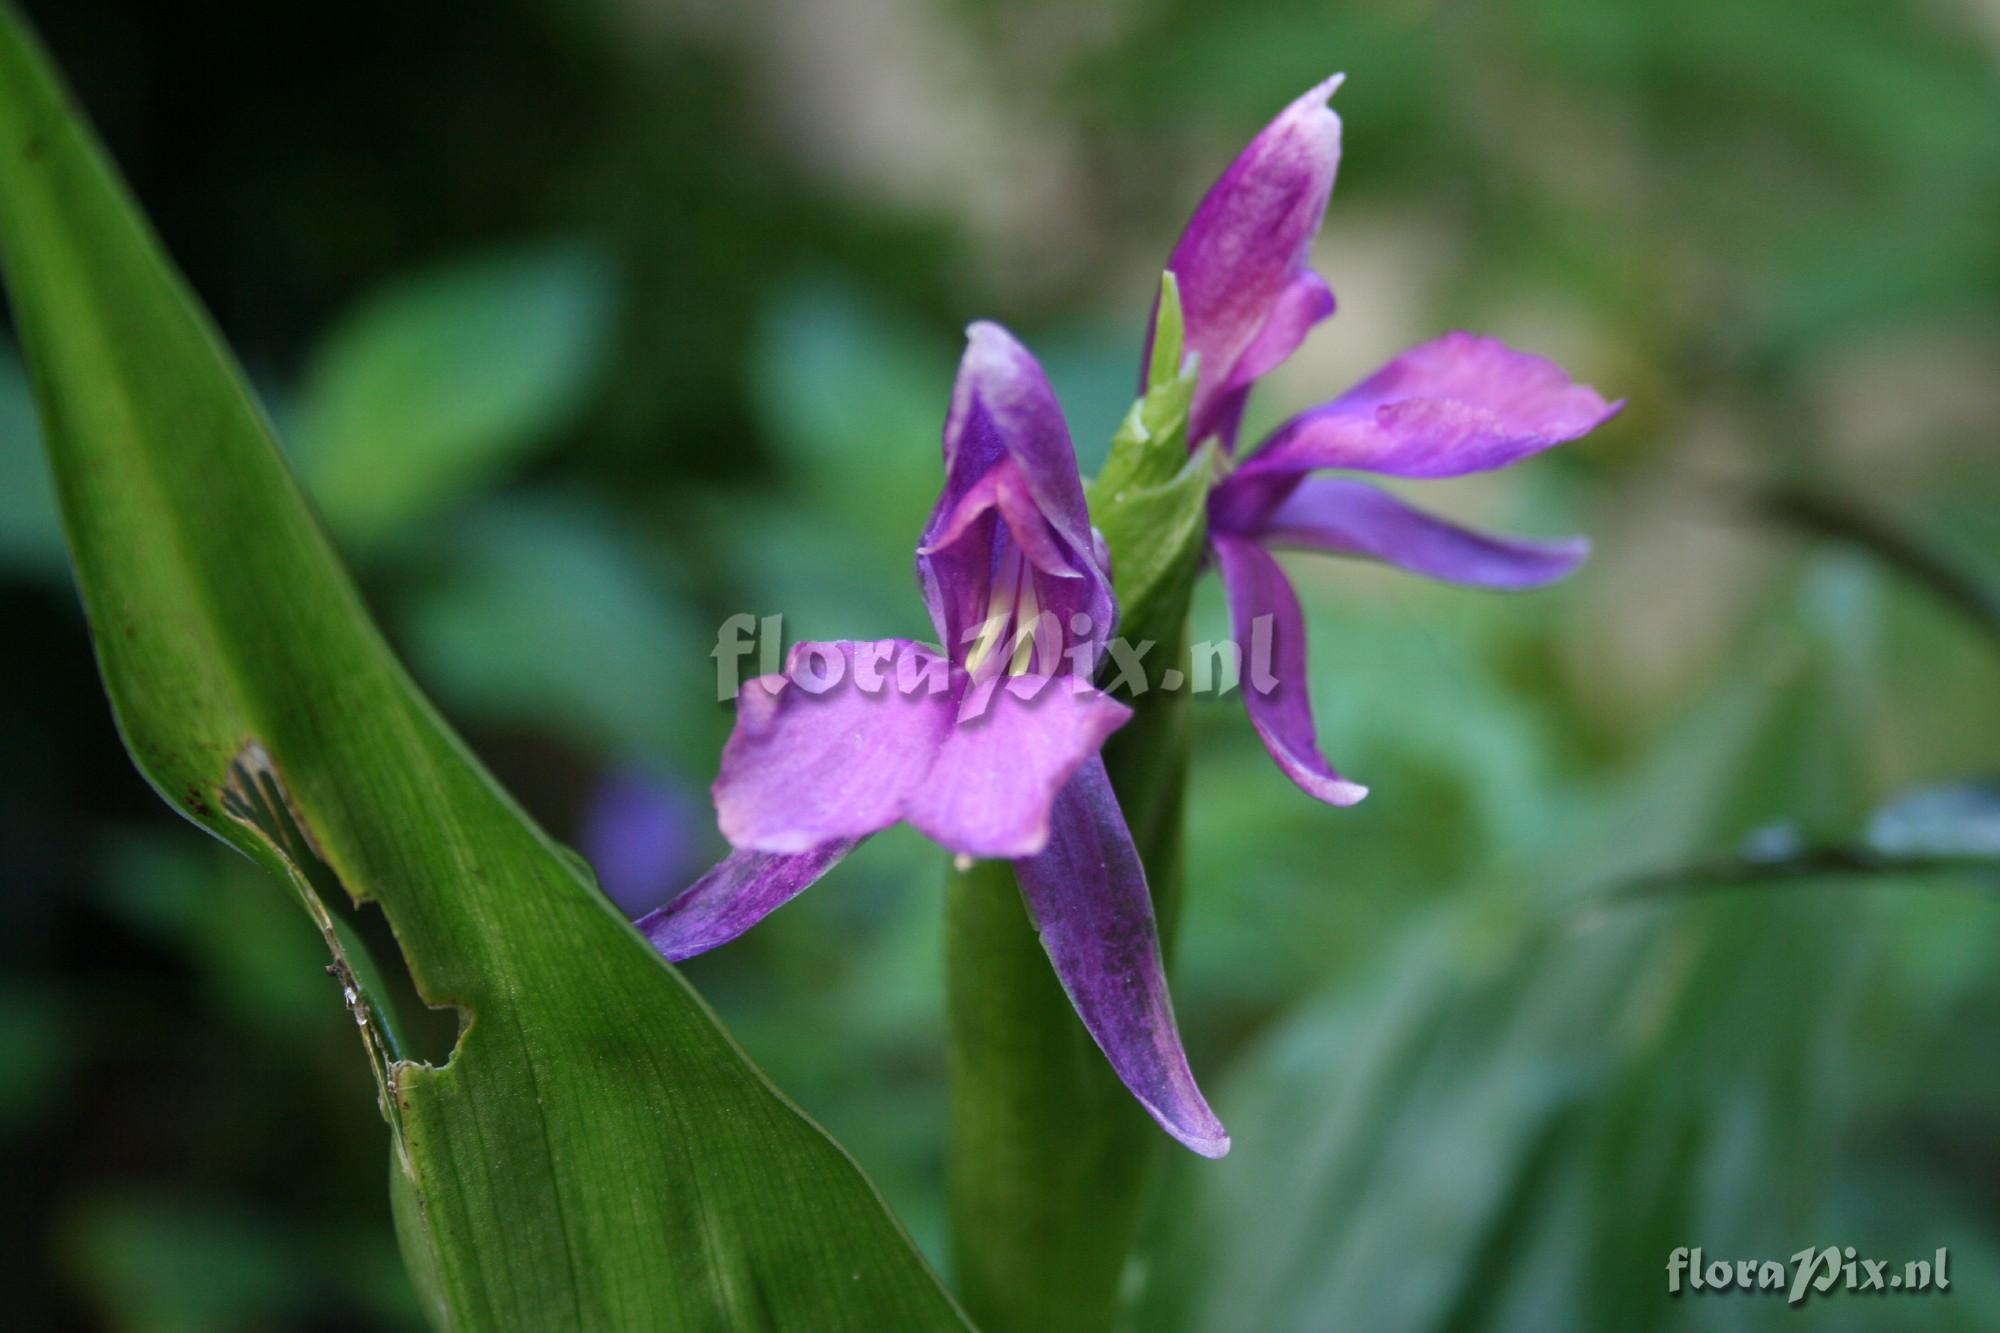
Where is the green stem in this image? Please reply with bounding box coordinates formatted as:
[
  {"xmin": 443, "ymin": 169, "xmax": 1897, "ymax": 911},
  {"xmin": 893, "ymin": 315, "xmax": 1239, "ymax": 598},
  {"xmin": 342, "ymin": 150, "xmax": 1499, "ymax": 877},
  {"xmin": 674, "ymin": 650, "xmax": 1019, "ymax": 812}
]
[{"xmin": 944, "ymin": 617, "xmax": 1191, "ymax": 1332}]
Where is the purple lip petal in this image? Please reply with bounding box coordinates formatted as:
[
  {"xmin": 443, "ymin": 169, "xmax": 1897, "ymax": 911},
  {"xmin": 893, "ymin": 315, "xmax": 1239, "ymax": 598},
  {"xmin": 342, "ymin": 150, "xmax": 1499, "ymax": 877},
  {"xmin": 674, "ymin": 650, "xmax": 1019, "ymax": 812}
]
[
  {"xmin": 1234, "ymin": 331, "xmax": 1623, "ymax": 484},
  {"xmin": 1160, "ymin": 75, "xmax": 1344, "ymax": 448},
  {"xmin": 713, "ymin": 639, "xmax": 959, "ymax": 854},
  {"xmin": 1011, "ymin": 756, "xmax": 1230, "ymax": 1158},
  {"xmin": 1254, "ymin": 477, "xmax": 1591, "ymax": 589},
  {"xmin": 1212, "ymin": 532, "xmax": 1369, "ymax": 807},
  {"xmin": 637, "ymin": 839, "xmax": 858, "ymax": 962},
  {"xmin": 904, "ymin": 675, "xmax": 1132, "ymax": 859}
]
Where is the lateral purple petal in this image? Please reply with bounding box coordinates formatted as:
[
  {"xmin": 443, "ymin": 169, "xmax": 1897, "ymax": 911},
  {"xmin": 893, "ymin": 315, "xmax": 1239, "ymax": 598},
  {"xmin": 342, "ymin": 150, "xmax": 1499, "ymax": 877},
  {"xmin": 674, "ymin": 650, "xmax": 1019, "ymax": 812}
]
[
  {"xmin": 713, "ymin": 640, "xmax": 958, "ymax": 854},
  {"xmin": 1255, "ymin": 477, "xmax": 1590, "ymax": 589},
  {"xmin": 920, "ymin": 460, "xmax": 1080, "ymax": 579},
  {"xmin": 1012, "ymin": 756, "xmax": 1230, "ymax": 1158},
  {"xmin": 637, "ymin": 840, "xmax": 857, "ymax": 962},
  {"xmin": 1232, "ymin": 268, "xmax": 1336, "ymax": 387},
  {"xmin": 1212, "ymin": 533, "xmax": 1368, "ymax": 807},
  {"xmin": 1161, "ymin": 76, "xmax": 1343, "ymax": 447},
  {"xmin": 904, "ymin": 675, "xmax": 1131, "ymax": 858},
  {"xmin": 1234, "ymin": 332, "xmax": 1621, "ymax": 484}
]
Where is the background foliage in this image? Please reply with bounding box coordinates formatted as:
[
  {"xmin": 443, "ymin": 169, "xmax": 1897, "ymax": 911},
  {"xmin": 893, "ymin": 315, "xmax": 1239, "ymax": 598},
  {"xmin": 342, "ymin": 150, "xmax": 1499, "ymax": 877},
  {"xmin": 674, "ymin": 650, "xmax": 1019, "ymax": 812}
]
[{"xmin": 1, "ymin": 0, "xmax": 1995, "ymax": 1327}]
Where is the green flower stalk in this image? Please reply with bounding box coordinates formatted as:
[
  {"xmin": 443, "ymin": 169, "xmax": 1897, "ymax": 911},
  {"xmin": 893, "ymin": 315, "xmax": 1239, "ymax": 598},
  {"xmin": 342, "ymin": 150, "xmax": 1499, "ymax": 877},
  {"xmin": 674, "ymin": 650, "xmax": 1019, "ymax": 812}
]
[{"xmin": 945, "ymin": 277, "xmax": 1213, "ymax": 1333}]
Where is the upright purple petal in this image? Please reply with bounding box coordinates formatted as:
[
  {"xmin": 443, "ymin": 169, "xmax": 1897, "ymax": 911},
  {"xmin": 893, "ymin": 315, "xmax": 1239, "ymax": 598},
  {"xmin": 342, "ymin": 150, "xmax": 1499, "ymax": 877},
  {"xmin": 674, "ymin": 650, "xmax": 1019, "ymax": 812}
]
[
  {"xmin": 1160, "ymin": 76, "xmax": 1343, "ymax": 447},
  {"xmin": 938, "ymin": 322, "xmax": 1100, "ymax": 572},
  {"xmin": 1012, "ymin": 756, "xmax": 1229, "ymax": 1158},
  {"xmin": 922, "ymin": 323, "xmax": 1116, "ymax": 666},
  {"xmin": 1211, "ymin": 533, "xmax": 1369, "ymax": 807},
  {"xmin": 1232, "ymin": 332, "xmax": 1621, "ymax": 488},
  {"xmin": 638, "ymin": 840, "xmax": 856, "ymax": 962},
  {"xmin": 713, "ymin": 640, "xmax": 959, "ymax": 853},
  {"xmin": 1254, "ymin": 477, "xmax": 1590, "ymax": 589},
  {"xmin": 904, "ymin": 675, "xmax": 1131, "ymax": 859}
]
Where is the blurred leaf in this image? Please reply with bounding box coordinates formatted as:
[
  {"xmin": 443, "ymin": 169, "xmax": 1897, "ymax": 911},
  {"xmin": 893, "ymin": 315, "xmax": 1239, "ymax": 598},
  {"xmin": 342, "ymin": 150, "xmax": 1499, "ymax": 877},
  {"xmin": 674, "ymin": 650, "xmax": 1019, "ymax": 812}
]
[
  {"xmin": 0, "ymin": 343, "xmax": 65, "ymax": 579},
  {"xmin": 1749, "ymin": 482, "xmax": 2000, "ymax": 647},
  {"xmin": 1605, "ymin": 779, "xmax": 2000, "ymax": 901},
  {"xmin": 59, "ymin": 1194, "xmax": 316, "ymax": 1333},
  {"xmin": 296, "ymin": 243, "xmax": 615, "ymax": 549},
  {"xmin": 749, "ymin": 277, "xmax": 950, "ymax": 584},
  {"xmin": 1141, "ymin": 566, "xmax": 1996, "ymax": 1331},
  {"xmin": 695, "ymin": 490, "xmax": 932, "ymax": 645},
  {"xmin": 95, "ymin": 833, "xmax": 335, "ymax": 1035},
  {"xmin": 57, "ymin": 1191, "xmax": 419, "ymax": 1333},
  {"xmin": 401, "ymin": 495, "xmax": 712, "ymax": 765},
  {"xmin": 1869, "ymin": 779, "xmax": 2000, "ymax": 859},
  {"xmin": 0, "ymin": 981, "xmax": 65, "ymax": 1134},
  {"xmin": 0, "ymin": 13, "xmax": 965, "ymax": 1329}
]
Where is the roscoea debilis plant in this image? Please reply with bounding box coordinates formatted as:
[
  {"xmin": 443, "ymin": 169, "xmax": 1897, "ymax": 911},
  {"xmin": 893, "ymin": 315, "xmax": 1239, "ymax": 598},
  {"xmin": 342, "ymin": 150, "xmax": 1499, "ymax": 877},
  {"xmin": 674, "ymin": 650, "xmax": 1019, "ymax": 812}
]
[
  {"xmin": 639, "ymin": 72, "xmax": 1618, "ymax": 1333},
  {"xmin": 1, "ymin": 0, "xmax": 1620, "ymax": 1316}
]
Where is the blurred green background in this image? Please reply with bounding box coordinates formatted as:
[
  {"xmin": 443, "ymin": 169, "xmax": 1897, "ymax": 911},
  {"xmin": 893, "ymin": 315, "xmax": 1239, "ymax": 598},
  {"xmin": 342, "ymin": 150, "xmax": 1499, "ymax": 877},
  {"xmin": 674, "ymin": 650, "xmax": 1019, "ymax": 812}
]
[{"xmin": 2, "ymin": 0, "xmax": 1997, "ymax": 1328}]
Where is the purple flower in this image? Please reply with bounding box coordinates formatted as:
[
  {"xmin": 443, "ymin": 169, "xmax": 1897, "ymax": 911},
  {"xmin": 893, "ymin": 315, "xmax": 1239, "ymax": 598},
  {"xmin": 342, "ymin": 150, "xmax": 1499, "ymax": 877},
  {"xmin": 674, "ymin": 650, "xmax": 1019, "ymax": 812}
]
[
  {"xmin": 579, "ymin": 767, "xmax": 705, "ymax": 917},
  {"xmin": 1162, "ymin": 78, "xmax": 1623, "ymax": 805},
  {"xmin": 641, "ymin": 323, "xmax": 1228, "ymax": 1158},
  {"xmin": 1157, "ymin": 75, "xmax": 1344, "ymax": 452}
]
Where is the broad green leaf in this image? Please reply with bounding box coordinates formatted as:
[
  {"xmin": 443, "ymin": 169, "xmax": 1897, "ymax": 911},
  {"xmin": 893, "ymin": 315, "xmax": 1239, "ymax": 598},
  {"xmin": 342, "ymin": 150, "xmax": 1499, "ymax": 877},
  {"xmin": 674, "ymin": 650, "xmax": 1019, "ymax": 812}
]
[
  {"xmin": 295, "ymin": 242, "xmax": 614, "ymax": 550},
  {"xmin": 0, "ymin": 11, "xmax": 965, "ymax": 1330}
]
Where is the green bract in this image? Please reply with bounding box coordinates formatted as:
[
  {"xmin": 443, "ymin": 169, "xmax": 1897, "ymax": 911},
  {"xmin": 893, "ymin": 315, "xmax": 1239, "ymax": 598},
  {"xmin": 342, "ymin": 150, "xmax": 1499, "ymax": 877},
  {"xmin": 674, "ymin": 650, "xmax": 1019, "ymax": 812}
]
[{"xmin": 1086, "ymin": 273, "xmax": 1217, "ymax": 666}]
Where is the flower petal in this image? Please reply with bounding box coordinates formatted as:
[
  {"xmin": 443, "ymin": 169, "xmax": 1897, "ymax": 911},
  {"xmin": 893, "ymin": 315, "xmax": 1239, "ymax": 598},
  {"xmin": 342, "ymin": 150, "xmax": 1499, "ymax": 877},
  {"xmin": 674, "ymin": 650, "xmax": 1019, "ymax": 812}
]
[
  {"xmin": 1160, "ymin": 76, "xmax": 1343, "ymax": 447},
  {"xmin": 1233, "ymin": 268, "xmax": 1337, "ymax": 388},
  {"xmin": 1212, "ymin": 533, "xmax": 1368, "ymax": 806},
  {"xmin": 637, "ymin": 839, "xmax": 857, "ymax": 962},
  {"xmin": 1012, "ymin": 756, "xmax": 1229, "ymax": 1157},
  {"xmin": 1233, "ymin": 332, "xmax": 1621, "ymax": 486},
  {"xmin": 918, "ymin": 457, "xmax": 1079, "ymax": 579},
  {"xmin": 713, "ymin": 640, "xmax": 959, "ymax": 853},
  {"xmin": 924, "ymin": 323, "xmax": 1116, "ymax": 663},
  {"xmin": 904, "ymin": 675, "xmax": 1131, "ymax": 858},
  {"xmin": 1255, "ymin": 477, "xmax": 1590, "ymax": 588},
  {"xmin": 939, "ymin": 322, "xmax": 1100, "ymax": 572},
  {"xmin": 580, "ymin": 768, "xmax": 704, "ymax": 917}
]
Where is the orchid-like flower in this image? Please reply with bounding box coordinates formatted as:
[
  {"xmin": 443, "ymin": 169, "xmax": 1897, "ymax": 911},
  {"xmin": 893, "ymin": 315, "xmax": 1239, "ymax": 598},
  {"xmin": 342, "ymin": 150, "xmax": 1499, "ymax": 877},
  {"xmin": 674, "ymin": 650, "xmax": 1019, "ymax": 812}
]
[
  {"xmin": 1164, "ymin": 76, "xmax": 1622, "ymax": 804},
  {"xmin": 641, "ymin": 322, "xmax": 1228, "ymax": 1157}
]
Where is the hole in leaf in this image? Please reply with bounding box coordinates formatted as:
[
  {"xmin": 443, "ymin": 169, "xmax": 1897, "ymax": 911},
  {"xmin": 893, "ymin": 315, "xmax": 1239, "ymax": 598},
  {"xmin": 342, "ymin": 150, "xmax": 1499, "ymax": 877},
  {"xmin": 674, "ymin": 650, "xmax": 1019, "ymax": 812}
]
[{"xmin": 220, "ymin": 743, "xmax": 461, "ymax": 1073}]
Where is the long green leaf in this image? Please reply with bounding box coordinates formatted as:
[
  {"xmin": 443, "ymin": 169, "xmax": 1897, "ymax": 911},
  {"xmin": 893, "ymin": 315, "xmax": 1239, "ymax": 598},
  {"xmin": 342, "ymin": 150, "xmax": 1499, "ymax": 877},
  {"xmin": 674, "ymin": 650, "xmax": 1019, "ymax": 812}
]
[{"xmin": 0, "ymin": 10, "xmax": 966, "ymax": 1329}]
